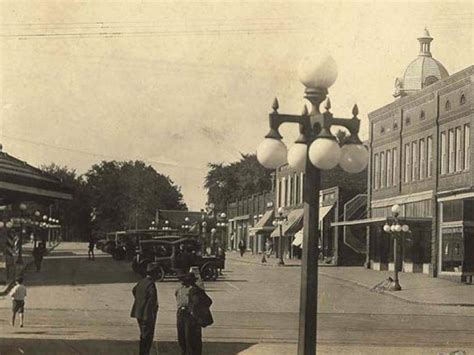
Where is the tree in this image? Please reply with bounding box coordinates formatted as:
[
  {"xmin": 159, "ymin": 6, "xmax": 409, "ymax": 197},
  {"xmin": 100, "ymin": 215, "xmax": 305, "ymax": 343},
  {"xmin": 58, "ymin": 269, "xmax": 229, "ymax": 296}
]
[
  {"xmin": 41, "ymin": 163, "xmax": 91, "ymax": 241},
  {"xmin": 204, "ymin": 154, "xmax": 272, "ymax": 212},
  {"xmin": 84, "ymin": 160, "xmax": 187, "ymax": 234}
]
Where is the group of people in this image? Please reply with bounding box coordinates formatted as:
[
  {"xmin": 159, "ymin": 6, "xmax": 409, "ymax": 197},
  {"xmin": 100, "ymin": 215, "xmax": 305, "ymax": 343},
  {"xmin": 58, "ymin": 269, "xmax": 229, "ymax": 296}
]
[{"xmin": 130, "ymin": 264, "xmax": 213, "ymax": 355}]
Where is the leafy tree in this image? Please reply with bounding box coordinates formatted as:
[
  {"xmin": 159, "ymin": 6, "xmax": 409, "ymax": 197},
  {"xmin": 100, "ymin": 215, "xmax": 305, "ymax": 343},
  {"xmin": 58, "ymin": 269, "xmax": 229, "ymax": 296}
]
[
  {"xmin": 41, "ymin": 163, "xmax": 91, "ymax": 241},
  {"xmin": 84, "ymin": 160, "xmax": 187, "ymax": 234},
  {"xmin": 205, "ymin": 154, "xmax": 272, "ymax": 212}
]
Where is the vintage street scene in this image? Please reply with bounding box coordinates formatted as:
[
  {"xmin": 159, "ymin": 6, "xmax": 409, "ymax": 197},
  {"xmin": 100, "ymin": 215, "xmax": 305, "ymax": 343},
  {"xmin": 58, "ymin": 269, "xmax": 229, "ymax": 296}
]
[{"xmin": 0, "ymin": 1, "xmax": 472, "ymax": 355}]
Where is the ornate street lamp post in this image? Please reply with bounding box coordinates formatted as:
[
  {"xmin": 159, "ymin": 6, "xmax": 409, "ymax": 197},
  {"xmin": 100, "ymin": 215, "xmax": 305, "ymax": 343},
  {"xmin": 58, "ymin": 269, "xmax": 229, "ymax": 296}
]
[
  {"xmin": 256, "ymin": 56, "xmax": 368, "ymax": 355},
  {"xmin": 16, "ymin": 203, "xmax": 27, "ymax": 264},
  {"xmin": 383, "ymin": 204, "xmax": 410, "ymax": 291},
  {"xmin": 272, "ymin": 207, "xmax": 287, "ymax": 266}
]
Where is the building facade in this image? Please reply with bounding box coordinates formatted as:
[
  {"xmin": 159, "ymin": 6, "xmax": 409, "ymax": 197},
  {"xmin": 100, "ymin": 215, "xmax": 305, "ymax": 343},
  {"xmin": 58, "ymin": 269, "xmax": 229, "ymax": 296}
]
[
  {"xmin": 226, "ymin": 191, "xmax": 275, "ymax": 253},
  {"xmin": 366, "ymin": 30, "xmax": 473, "ymax": 282},
  {"xmin": 274, "ymin": 163, "xmax": 367, "ymax": 265}
]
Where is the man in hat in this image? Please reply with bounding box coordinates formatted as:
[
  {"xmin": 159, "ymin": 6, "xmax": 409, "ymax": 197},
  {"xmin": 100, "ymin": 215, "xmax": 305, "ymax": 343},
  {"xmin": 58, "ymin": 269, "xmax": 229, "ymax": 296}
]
[
  {"xmin": 175, "ymin": 272, "xmax": 202, "ymax": 355},
  {"xmin": 131, "ymin": 263, "xmax": 159, "ymax": 355}
]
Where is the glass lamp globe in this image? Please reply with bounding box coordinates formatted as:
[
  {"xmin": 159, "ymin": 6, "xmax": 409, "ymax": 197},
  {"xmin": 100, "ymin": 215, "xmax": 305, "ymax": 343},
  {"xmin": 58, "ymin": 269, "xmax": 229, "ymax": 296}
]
[
  {"xmin": 402, "ymin": 225, "xmax": 410, "ymax": 233},
  {"xmin": 277, "ymin": 207, "xmax": 284, "ymax": 215},
  {"xmin": 298, "ymin": 55, "xmax": 338, "ymax": 90},
  {"xmin": 339, "ymin": 144, "xmax": 369, "ymax": 173},
  {"xmin": 220, "ymin": 212, "xmax": 227, "ymax": 219},
  {"xmin": 257, "ymin": 138, "xmax": 288, "ymax": 169},
  {"xmin": 308, "ymin": 138, "xmax": 341, "ymax": 170},
  {"xmin": 272, "ymin": 220, "xmax": 278, "ymax": 227},
  {"xmin": 383, "ymin": 224, "xmax": 391, "ymax": 233},
  {"xmin": 391, "ymin": 204, "xmax": 402, "ymax": 215},
  {"xmin": 394, "ymin": 224, "xmax": 402, "ymax": 232},
  {"xmin": 0, "ymin": 221, "xmax": 4, "ymax": 228},
  {"xmin": 6, "ymin": 221, "xmax": 13, "ymax": 228},
  {"xmin": 390, "ymin": 225, "xmax": 396, "ymax": 232},
  {"xmin": 287, "ymin": 143, "xmax": 307, "ymax": 172}
]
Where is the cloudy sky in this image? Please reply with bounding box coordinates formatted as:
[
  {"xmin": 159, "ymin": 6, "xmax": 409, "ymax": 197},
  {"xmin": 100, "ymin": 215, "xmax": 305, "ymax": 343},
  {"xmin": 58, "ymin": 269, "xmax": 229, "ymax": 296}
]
[{"xmin": 0, "ymin": 1, "xmax": 472, "ymax": 210}]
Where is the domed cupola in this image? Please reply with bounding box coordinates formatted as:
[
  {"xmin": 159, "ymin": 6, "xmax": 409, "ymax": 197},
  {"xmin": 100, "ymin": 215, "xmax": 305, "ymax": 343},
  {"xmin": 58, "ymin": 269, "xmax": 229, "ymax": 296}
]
[{"xmin": 394, "ymin": 29, "xmax": 449, "ymax": 98}]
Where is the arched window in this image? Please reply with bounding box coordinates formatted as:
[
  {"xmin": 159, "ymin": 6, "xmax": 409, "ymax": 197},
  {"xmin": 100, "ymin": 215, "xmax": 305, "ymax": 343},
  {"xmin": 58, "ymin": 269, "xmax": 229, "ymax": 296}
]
[
  {"xmin": 393, "ymin": 121, "xmax": 398, "ymax": 130},
  {"xmin": 420, "ymin": 110, "xmax": 425, "ymax": 120},
  {"xmin": 380, "ymin": 126, "xmax": 385, "ymax": 134},
  {"xmin": 445, "ymin": 100, "xmax": 451, "ymax": 111},
  {"xmin": 460, "ymin": 94, "xmax": 466, "ymax": 105},
  {"xmin": 405, "ymin": 116, "xmax": 411, "ymax": 126}
]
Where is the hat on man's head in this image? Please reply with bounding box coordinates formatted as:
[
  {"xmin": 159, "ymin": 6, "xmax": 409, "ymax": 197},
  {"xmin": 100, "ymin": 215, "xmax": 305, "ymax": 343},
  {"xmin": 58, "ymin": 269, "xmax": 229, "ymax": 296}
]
[
  {"xmin": 146, "ymin": 263, "xmax": 158, "ymax": 273},
  {"xmin": 178, "ymin": 271, "xmax": 197, "ymax": 284}
]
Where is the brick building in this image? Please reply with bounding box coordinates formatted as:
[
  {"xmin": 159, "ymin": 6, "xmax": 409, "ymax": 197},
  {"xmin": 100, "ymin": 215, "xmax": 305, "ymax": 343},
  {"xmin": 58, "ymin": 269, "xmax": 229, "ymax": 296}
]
[{"xmin": 361, "ymin": 30, "xmax": 473, "ymax": 282}]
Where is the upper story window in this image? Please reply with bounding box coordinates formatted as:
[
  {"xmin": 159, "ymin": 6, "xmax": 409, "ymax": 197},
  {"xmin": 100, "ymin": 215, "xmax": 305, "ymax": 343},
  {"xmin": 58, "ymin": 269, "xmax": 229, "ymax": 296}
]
[
  {"xmin": 427, "ymin": 136, "xmax": 433, "ymax": 178},
  {"xmin": 393, "ymin": 121, "xmax": 398, "ymax": 130},
  {"xmin": 411, "ymin": 141, "xmax": 418, "ymax": 181},
  {"xmin": 374, "ymin": 153, "xmax": 380, "ymax": 190},
  {"xmin": 464, "ymin": 124, "xmax": 470, "ymax": 171},
  {"xmin": 419, "ymin": 138, "xmax": 425, "ymax": 180},
  {"xmin": 380, "ymin": 126, "xmax": 385, "ymax": 134},
  {"xmin": 405, "ymin": 116, "xmax": 411, "ymax": 126},
  {"xmin": 445, "ymin": 100, "xmax": 451, "ymax": 111},
  {"xmin": 440, "ymin": 132, "xmax": 447, "ymax": 175},
  {"xmin": 380, "ymin": 151, "xmax": 386, "ymax": 188},
  {"xmin": 392, "ymin": 147, "xmax": 398, "ymax": 186},
  {"xmin": 386, "ymin": 150, "xmax": 392, "ymax": 187},
  {"xmin": 448, "ymin": 129, "xmax": 455, "ymax": 173},
  {"xmin": 404, "ymin": 143, "xmax": 410, "ymax": 183},
  {"xmin": 456, "ymin": 127, "xmax": 462, "ymax": 172},
  {"xmin": 420, "ymin": 110, "xmax": 425, "ymax": 120},
  {"xmin": 460, "ymin": 94, "xmax": 466, "ymax": 105}
]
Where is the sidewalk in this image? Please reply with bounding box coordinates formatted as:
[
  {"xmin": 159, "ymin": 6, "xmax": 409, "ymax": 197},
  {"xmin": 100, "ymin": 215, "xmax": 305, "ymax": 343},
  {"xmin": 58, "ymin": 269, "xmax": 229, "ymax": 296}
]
[
  {"xmin": 0, "ymin": 242, "xmax": 60, "ymax": 296},
  {"xmin": 227, "ymin": 251, "xmax": 474, "ymax": 307}
]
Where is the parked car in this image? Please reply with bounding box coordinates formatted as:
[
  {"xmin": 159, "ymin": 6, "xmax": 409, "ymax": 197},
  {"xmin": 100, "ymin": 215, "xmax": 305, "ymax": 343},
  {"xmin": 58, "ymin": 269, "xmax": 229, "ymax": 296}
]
[{"xmin": 132, "ymin": 236, "xmax": 225, "ymax": 281}]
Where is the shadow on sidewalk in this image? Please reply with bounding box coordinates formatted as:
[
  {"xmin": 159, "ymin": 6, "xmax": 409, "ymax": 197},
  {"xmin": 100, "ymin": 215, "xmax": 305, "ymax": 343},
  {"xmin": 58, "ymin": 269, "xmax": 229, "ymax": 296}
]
[{"xmin": 0, "ymin": 338, "xmax": 257, "ymax": 355}]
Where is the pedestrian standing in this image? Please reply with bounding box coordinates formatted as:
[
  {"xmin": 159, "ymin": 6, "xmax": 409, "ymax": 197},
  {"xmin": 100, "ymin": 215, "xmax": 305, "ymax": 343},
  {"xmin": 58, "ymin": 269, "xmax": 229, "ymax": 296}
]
[
  {"xmin": 238, "ymin": 239, "xmax": 246, "ymax": 257},
  {"xmin": 88, "ymin": 235, "xmax": 95, "ymax": 261},
  {"xmin": 131, "ymin": 264, "xmax": 159, "ymax": 355},
  {"xmin": 10, "ymin": 277, "xmax": 27, "ymax": 327},
  {"xmin": 32, "ymin": 242, "xmax": 46, "ymax": 272},
  {"xmin": 175, "ymin": 272, "xmax": 213, "ymax": 355}
]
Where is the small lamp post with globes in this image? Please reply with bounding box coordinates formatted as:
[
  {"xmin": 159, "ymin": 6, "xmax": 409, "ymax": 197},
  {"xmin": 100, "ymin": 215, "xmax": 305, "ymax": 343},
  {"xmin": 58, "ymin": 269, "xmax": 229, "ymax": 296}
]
[
  {"xmin": 256, "ymin": 56, "xmax": 368, "ymax": 355},
  {"xmin": 382, "ymin": 204, "xmax": 410, "ymax": 291},
  {"xmin": 272, "ymin": 207, "xmax": 287, "ymax": 266}
]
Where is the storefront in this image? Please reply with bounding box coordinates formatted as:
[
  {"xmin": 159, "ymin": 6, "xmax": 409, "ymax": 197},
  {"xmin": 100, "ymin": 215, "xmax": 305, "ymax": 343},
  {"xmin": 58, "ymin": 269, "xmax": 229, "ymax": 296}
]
[
  {"xmin": 249, "ymin": 210, "xmax": 274, "ymax": 254},
  {"xmin": 438, "ymin": 197, "xmax": 474, "ymax": 282}
]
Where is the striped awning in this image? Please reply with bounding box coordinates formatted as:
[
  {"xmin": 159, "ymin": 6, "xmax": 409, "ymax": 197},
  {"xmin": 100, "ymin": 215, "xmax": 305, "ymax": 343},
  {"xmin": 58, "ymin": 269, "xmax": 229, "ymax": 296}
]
[
  {"xmin": 271, "ymin": 209, "xmax": 304, "ymax": 238},
  {"xmin": 249, "ymin": 210, "xmax": 274, "ymax": 236}
]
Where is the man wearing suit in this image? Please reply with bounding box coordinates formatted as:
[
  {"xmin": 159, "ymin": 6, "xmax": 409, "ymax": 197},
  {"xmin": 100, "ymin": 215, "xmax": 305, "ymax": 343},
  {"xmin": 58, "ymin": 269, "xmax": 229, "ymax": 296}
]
[{"xmin": 131, "ymin": 263, "xmax": 159, "ymax": 355}]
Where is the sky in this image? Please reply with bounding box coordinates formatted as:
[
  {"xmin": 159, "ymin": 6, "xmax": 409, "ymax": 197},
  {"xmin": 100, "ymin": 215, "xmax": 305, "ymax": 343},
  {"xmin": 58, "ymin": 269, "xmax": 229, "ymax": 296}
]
[{"xmin": 0, "ymin": 1, "xmax": 472, "ymax": 210}]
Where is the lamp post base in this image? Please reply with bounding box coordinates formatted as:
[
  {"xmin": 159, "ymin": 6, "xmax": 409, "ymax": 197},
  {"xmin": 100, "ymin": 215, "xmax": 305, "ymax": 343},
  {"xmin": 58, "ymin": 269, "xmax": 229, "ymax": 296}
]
[
  {"xmin": 389, "ymin": 281, "xmax": 402, "ymax": 291},
  {"xmin": 277, "ymin": 258, "xmax": 285, "ymax": 266}
]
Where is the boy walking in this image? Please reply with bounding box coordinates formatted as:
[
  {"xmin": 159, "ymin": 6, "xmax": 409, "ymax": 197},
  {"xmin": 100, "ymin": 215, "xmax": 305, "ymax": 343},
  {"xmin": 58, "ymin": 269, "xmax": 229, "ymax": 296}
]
[{"xmin": 10, "ymin": 277, "xmax": 27, "ymax": 327}]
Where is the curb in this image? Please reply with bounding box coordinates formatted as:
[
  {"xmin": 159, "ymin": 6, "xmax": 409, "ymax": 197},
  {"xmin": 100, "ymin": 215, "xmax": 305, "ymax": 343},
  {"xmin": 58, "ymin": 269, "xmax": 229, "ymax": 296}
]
[
  {"xmin": 226, "ymin": 255, "xmax": 335, "ymax": 268},
  {"xmin": 0, "ymin": 242, "xmax": 61, "ymax": 296},
  {"xmin": 319, "ymin": 271, "xmax": 474, "ymax": 308}
]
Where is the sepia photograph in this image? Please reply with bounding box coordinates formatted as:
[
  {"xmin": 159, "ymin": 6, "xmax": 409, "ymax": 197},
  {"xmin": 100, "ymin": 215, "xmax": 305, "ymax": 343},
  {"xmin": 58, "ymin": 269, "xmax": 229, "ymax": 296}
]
[{"xmin": 0, "ymin": 1, "xmax": 472, "ymax": 354}]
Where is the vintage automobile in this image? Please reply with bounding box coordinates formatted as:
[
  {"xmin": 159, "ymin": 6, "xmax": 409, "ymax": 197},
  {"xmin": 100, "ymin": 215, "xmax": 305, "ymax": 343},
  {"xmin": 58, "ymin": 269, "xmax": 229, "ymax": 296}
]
[
  {"xmin": 132, "ymin": 236, "xmax": 225, "ymax": 282},
  {"xmin": 111, "ymin": 229, "xmax": 181, "ymax": 261},
  {"xmin": 97, "ymin": 232, "xmax": 118, "ymax": 254}
]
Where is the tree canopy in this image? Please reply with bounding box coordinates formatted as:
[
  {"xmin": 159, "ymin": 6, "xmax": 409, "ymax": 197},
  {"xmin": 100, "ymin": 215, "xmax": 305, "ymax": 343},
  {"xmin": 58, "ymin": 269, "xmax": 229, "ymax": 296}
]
[
  {"xmin": 204, "ymin": 154, "xmax": 272, "ymax": 212},
  {"xmin": 42, "ymin": 160, "xmax": 187, "ymax": 240}
]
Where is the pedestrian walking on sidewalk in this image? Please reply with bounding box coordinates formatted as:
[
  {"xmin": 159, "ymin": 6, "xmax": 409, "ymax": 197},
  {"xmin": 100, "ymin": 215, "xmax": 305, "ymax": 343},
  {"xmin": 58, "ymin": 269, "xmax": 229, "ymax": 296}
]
[
  {"xmin": 131, "ymin": 264, "xmax": 159, "ymax": 355},
  {"xmin": 238, "ymin": 239, "xmax": 246, "ymax": 257},
  {"xmin": 32, "ymin": 242, "xmax": 46, "ymax": 272},
  {"xmin": 176, "ymin": 272, "xmax": 213, "ymax": 355},
  {"xmin": 88, "ymin": 235, "xmax": 96, "ymax": 261},
  {"xmin": 10, "ymin": 277, "xmax": 27, "ymax": 328}
]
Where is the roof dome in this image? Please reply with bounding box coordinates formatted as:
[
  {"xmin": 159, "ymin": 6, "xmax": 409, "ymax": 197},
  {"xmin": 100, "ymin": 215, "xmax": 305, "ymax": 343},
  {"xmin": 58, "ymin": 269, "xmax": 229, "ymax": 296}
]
[{"xmin": 394, "ymin": 29, "xmax": 449, "ymax": 98}]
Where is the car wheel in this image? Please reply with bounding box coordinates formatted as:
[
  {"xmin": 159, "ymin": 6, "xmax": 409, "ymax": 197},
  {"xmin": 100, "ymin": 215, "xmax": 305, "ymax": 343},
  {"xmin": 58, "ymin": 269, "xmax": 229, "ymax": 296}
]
[
  {"xmin": 154, "ymin": 265, "xmax": 165, "ymax": 282},
  {"xmin": 200, "ymin": 263, "xmax": 218, "ymax": 281}
]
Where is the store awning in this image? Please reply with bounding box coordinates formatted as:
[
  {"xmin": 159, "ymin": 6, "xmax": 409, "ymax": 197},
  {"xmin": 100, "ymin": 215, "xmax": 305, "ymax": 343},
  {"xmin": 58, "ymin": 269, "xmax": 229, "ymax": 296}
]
[
  {"xmin": 249, "ymin": 210, "xmax": 275, "ymax": 236},
  {"xmin": 292, "ymin": 230, "xmax": 303, "ymax": 247},
  {"xmin": 271, "ymin": 208, "xmax": 304, "ymax": 238}
]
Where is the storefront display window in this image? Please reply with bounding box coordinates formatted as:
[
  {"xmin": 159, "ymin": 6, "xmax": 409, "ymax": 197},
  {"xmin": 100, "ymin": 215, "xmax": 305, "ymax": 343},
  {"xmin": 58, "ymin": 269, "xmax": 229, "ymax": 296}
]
[{"xmin": 441, "ymin": 228, "xmax": 463, "ymax": 272}]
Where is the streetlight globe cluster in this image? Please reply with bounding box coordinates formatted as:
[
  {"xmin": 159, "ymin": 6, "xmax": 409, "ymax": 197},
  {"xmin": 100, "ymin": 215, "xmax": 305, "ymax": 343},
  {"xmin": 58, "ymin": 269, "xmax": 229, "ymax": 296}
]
[{"xmin": 256, "ymin": 56, "xmax": 368, "ymax": 174}]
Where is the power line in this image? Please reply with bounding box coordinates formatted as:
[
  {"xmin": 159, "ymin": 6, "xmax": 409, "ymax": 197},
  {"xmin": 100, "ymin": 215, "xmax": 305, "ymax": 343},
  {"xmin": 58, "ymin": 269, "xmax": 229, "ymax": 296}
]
[{"xmin": 0, "ymin": 133, "xmax": 207, "ymax": 171}]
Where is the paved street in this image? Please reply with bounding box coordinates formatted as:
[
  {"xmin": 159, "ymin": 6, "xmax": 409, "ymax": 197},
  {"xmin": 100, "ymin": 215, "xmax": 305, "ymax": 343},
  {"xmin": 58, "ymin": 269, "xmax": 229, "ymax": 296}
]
[{"xmin": 1, "ymin": 243, "xmax": 473, "ymax": 354}]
